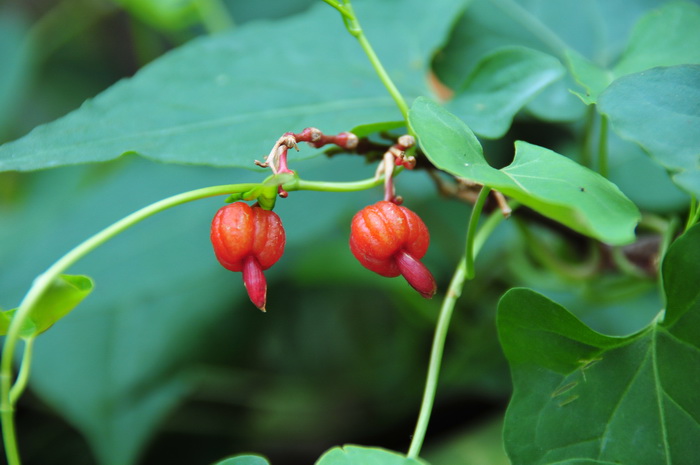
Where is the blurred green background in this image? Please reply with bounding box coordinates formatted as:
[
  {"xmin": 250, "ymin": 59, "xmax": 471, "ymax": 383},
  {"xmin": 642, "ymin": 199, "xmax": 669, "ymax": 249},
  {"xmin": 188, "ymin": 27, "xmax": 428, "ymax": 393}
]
[
  {"xmin": 0, "ymin": 1, "xmax": 512, "ymax": 464},
  {"xmin": 0, "ymin": 0, "xmax": 689, "ymax": 464}
]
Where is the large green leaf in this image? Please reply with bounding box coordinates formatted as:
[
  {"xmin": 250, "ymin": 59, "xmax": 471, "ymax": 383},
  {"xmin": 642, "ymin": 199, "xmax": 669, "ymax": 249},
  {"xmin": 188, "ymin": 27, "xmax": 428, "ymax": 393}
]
[
  {"xmin": 409, "ymin": 97, "xmax": 640, "ymax": 244},
  {"xmin": 214, "ymin": 456, "xmax": 270, "ymax": 465},
  {"xmin": 598, "ymin": 65, "xmax": 700, "ymax": 197},
  {"xmin": 0, "ymin": 274, "xmax": 94, "ymax": 338},
  {"xmin": 0, "ymin": 0, "xmax": 466, "ymax": 172},
  {"xmin": 315, "ymin": 445, "xmax": 426, "ymax": 465},
  {"xmin": 0, "ymin": 10, "xmax": 33, "ymax": 138},
  {"xmin": 447, "ymin": 46, "xmax": 565, "ymax": 138},
  {"xmin": 498, "ymin": 223, "xmax": 700, "ymax": 465},
  {"xmin": 433, "ymin": 0, "xmax": 671, "ymax": 123},
  {"xmin": 566, "ymin": 1, "xmax": 700, "ymax": 103}
]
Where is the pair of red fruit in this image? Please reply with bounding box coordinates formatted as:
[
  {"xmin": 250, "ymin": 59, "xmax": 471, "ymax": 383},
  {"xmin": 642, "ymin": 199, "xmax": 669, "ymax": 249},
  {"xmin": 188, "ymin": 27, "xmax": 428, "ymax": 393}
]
[{"xmin": 211, "ymin": 201, "xmax": 436, "ymax": 311}]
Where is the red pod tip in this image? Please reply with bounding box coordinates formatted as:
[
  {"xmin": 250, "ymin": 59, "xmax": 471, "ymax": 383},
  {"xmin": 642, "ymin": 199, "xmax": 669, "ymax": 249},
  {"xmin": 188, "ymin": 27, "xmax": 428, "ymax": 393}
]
[
  {"xmin": 243, "ymin": 255, "xmax": 267, "ymax": 312},
  {"xmin": 395, "ymin": 250, "xmax": 436, "ymax": 299}
]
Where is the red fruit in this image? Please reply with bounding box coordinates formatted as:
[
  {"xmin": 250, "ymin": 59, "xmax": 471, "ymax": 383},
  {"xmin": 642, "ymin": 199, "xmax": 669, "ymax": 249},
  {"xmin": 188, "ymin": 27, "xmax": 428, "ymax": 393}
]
[
  {"xmin": 211, "ymin": 202, "xmax": 285, "ymax": 311},
  {"xmin": 350, "ymin": 201, "xmax": 436, "ymax": 298}
]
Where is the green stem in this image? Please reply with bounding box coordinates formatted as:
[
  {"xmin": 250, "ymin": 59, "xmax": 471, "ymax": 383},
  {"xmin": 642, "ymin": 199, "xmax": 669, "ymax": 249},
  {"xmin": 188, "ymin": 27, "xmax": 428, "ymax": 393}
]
[
  {"xmin": 407, "ymin": 258, "xmax": 466, "ymax": 459},
  {"xmin": 0, "ymin": 409, "xmax": 20, "ymax": 465},
  {"xmin": 407, "ymin": 198, "xmax": 516, "ymax": 459},
  {"xmin": 326, "ymin": 0, "xmax": 412, "ymax": 131},
  {"xmin": 598, "ymin": 114, "xmax": 609, "ymax": 178},
  {"xmin": 659, "ymin": 216, "xmax": 681, "ymax": 268},
  {"xmin": 685, "ymin": 197, "xmax": 700, "ymax": 232},
  {"xmin": 195, "ymin": 0, "xmax": 235, "ymax": 33},
  {"xmin": 284, "ymin": 172, "xmax": 388, "ymax": 193},
  {"xmin": 321, "ymin": 0, "xmax": 355, "ymax": 20},
  {"xmin": 515, "ymin": 219, "xmax": 600, "ymax": 280},
  {"xmin": 465, "ymin": 186, "xmax": 492, "ymax": 279},
  {"xmin": 581, "ymin": 105, "xmax": 596, "ymax": 168},
  {"xmin": 9, "ymin": 338, "xmax": 36, "ymax": 406}
]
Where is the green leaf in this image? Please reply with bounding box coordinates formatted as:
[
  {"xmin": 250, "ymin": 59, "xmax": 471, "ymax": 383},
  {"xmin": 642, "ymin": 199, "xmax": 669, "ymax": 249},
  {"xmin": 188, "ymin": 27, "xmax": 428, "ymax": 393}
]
[
  {"xmin": 349, "ymin": 121, "xmax": 405, "ymax": 138},
  {"xmin": 0, "ymin": 308, "xmax": 36, "ymax": 338},
  {"xmin": 564, "ymin": 50, "xmax": 612, "ymax": 105},
  {"xmin": 114, "ymin": 0, "xmax": 200, "ymax": 31},
  {"xmin": 567, "ymin": 1, "xmax": 700, "ymax": 103},
  {"xmin": 448, "ymin": 46, "xmax": 566, "ymax": 138},
  {"xmin": 213, "ymin": 455, "xmax": 270, "ymax": 465},
  {"xmin": 0, "ymin": 0, "xmax": 466, "ymax": 172},
  {"xmin": 315, "ymin": 445, "xmax": 427, "ymax": 465},
  {"xmin": 613, "ymin": 1, "xmax": 700, "ymax": 78},
  {"xmin": 409, "ymin": 97, "xmax": 640, "ymax": 244},
  {"xmin": 607, "ymin": 128, "xmax": 689, "ymax": 213},
  {"xmin": 598, "ymin": 65, "xmax": 700, "ymax": 197},
  {"xmin": 434, "ymin": 0, "xmax": 652, "ymax": 122},
  {"xmin": 0, "ymin": 274, "xmax": 94, "ymax": 338},
  {"xmin": 0, "ymin": 10, "xmax": 33, "ymax": 136},
  {"xmin": 498, "ymin": 223, "xmax": 700, "ymax": 465}
]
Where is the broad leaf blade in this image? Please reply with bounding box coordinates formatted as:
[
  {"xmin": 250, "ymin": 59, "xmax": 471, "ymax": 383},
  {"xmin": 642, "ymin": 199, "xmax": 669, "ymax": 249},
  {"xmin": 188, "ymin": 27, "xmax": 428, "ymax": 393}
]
[
  {"xmin": 0, "ymin": 10, "xmax": 33, "ymax": 136},
  {"xmin": 214, "ymin": 456, "xmax": 271, "ymax": 465},
  {"xmin": 613, "ymin": 1, "xmax": 700, "ymax": 77},
  {"xmin": 0, "ymin": 308, "xmax": 36, "ymax": 338},
  {"xmin": 409, "ymin": 98, "xmax": 640, "ymax": 244},
  {"xmin": 315, "ymin": 445, "xmax": 426, "ymax": 465},
  {"xmin": 0, "ymin": 0, "xmax": 466, "ymax": 172},
  {"xmin": 566, "ymin": 1, "xmax": 700, "ymax": 104},
  {"xmin": 498, "ymin": 224, "xmax": 700, "ymax": 465},
  {"xmin": 448, "ymin": 46, "xmax": 565, "ymax": 138},
  {"xmin": 564, "ymin": 50, "xmax": 612, "ymax": 105},
  {"xmin": 31, "ymin": 274, "xmax": 94, "ymax": 334},
  {"xmin": 598, "ymin": 65, "xmax": 700, "ymax": 197}
]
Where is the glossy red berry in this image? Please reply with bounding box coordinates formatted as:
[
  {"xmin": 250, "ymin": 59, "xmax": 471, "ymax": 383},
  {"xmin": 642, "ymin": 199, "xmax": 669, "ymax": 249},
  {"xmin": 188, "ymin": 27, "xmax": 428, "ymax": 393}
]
[
  {"xmin": 211, "ymin": 202, "xmax": 285, "ymax": 311},
  {"xmin": 350, "ymin": 201, "xmax": 436, "ymax": 298}
]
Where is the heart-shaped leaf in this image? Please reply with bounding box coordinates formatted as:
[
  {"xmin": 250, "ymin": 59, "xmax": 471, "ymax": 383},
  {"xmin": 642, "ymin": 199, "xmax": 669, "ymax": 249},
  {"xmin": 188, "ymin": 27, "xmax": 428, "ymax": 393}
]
[
  {"xmin": 0, "ymin": 0, "xmax": 466, "ymax": 172},
  {"xmin": 448, "ymin": 46, "xmax": 566, "ymax": 138},
  {"xmin": 567, "ymin": 1, "xmax": 700, "ymax": 104},
  {"xmin": 315, "ymin": 445, "xmax": 427, "ymax": 465},
  {"xmin": 598, "ymin": 65, "xmax": 700, "ymax": 198},
  {"xmin": 498, "ymin": 223, "xmax": 700, "ymax": 465},
  {"xmin": 213, "ymin": 455, "xmax": 271, "ymax": 465},
  {"xmin": 409, "ymin": 97, "xmax": 640, "ymax": 244}
]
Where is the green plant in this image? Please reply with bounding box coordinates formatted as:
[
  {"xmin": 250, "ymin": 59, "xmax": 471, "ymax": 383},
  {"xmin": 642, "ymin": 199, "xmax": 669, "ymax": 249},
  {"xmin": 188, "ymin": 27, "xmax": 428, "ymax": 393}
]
[{"xmin": 0, "ymin": 0, "xmax": 699, "ymax": 464}]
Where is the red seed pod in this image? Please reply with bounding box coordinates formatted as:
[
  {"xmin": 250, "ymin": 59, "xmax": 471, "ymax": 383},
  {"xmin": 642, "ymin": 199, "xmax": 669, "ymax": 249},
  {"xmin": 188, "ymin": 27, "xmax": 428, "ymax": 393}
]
[
  {"xmin": 350, "ymin": 201, "xmax": 436, "ymax": 299},
  {"xmin": 211, "ymin": 202, "xmax": 285, "ymax": 311}
]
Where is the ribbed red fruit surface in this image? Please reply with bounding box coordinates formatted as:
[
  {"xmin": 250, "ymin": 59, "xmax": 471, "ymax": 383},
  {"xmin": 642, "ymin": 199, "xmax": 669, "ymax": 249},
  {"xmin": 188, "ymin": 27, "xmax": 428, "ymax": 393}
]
[
  {"xmin": 211, "ymin": 202, "xmax": 285, "ymax": 310},
  {"xmin": 350, "ymin": 201, "xmax": 436, "ymax": 298}
]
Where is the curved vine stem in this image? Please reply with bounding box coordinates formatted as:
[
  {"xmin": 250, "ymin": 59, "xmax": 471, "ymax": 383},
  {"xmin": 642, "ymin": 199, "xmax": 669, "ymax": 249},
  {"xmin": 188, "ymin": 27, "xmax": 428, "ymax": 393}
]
[
  {"xmin": 9, "ymin": 337, "xmax": 36, "ymax": 406},
  {"xmin": 0, "ymin": 173, "xmax": 387, "ymax": 465},
  {"xmin": 323, "ymin": 0, "xmax": 413, "ymax": 134},
  {"xmin": 465, "ymin": 186, "xmax": 492, "ymax": 279},
  {"xmin": 407, "ymin": 194, "xmax": 518, "ymax": 459},
  {"xmin": 685, "ymin": 196, "xmax": 700, "ymax": 232}
]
